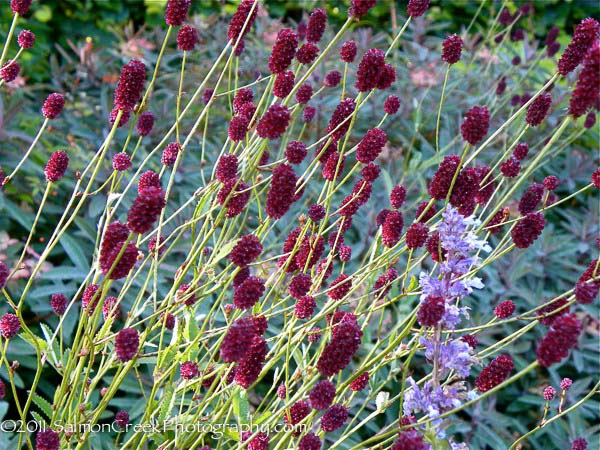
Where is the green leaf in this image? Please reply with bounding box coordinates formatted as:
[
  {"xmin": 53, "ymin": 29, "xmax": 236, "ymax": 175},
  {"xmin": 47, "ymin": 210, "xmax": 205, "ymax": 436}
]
[
  {"xmin": 59, "ymin": 234, "xmax": 89, "ymax": 270},
  {"xmin": 158, "ymin": 384, "xmax": 174, "ymax": 423},
  {"xmin": 32, "ymin": 394, "xmax": 53, "ymax": 420},
  {"xmin": 232, "ymin": 388, "xmax": 249, "ymax": 425}
]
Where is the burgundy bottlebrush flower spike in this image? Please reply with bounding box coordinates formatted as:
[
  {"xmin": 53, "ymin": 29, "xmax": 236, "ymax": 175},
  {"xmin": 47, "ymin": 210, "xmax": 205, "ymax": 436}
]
[
  {"xmin": 136, "ymin": 111, "xmax": 154, "ymax": 136},
  {"xmin": 177, "ymin": 24, "xmax": 198, "ymax": 51},
  {"xmin": 115, "ymin": 327, "xmax": 139, "ymax": 362},
  {"xmin": 310, "ymin": 380, "xmax": 336, "ymax": 410},
  {"xmin": 257, "ymin": 103, "xmax": 291, "ymax": 139},
  {"xmin": 525, "ymin": 93, "xmax": 552, "ymax": 126},
  {"xmin": 511, "ymin": 212, "xmax": 546, "ymax": 248},
  {"xmin": 0, "ymin": 60, "xmax": 19, "ymax": 82},
  {"xmin": 10, "ymin": 0, "xmax": 32, "ymax": 15},
  {"xmin": 35, "ymin": 429, "xmax": 60, "ymax": 450},
  {"xmin": 296, "ymin": 83, "xmax": 313, "ymax": 104},
  {"xmin": 17, "ymin": 30, "xmax": 35, "ymax": 48},
  {"xmin": 266, "ymin": 164, "xmax": 298, "ymax": 219},
  {"xmin": 273, "ymin": 70, "xmax": 295, "ymax": 98},
  {"xmin": 113, "ymin": 59, "xmax": 146, "ymax": 114},
  {"xmin": 536, "ymin": 313, "xmax": 582, "ymax": 367},
  {"xmin": 340, "ymin": 40, "xmax": 357, "ymax": 63},
  {"xmin": 321, "ymin": 404, "xmax": 348, "ymax": 432},
  {"xmin": 51, "ymin": 293, "xmax": 67, "ymax": 316},
  {"xmin": 558, "ymin": 18, "xmax": 600, "ymax": 75},
  {"xmin": 228, "ymin": 0, "xmax": 258, "ymax": 44},
  {"xmin": 230, "ymin": 234, "xmax": 263, "ymax": 267},
  {"xmin": 268, "ymin": 29, "xmax": 298, "ymax": 74},
  {"xmin": 407, "ymin": 0, "xmax": 430, "ymax": 18},
  {"xmin": 475, "ymin": 354, "xmax": 514, "ymax": 392},
  {"xmin": 112, "ymin": 153, "xmax": 131, "ymax": 172},
  {"xmin": 127, "ymin": 186, "xmax": 165, "ymax": 234},
  {"xmin": 216, "ymin": 154, "xmax": 238, "ymax": 182},
  {"xmin": 461, "ymin": 105, "xmax": 490, "ymax": 145},
  {"xmin": 568, "ymin": 42, "xmax": 600, "ymax": 118},
  {"xmin": 164, "ymin": 0, "xmax": 191, "ymax": 26},
  {"xmin": 45, "ymin": 151, "xmax": 69, "ymax": 182},
  {"xmin": 307, "ymin": 8, "xmax": 327, "ymax": 43},
  {"xmin": 349, "ymin": 0, "xmax": 376, "ymax": 19},
  {"xmin": 442, "ymin": 34, "xmax": 463, "ymax": 64},
  {"xmin": 0, "ymin": 313, "xmax": 21, "ymax": 339}
]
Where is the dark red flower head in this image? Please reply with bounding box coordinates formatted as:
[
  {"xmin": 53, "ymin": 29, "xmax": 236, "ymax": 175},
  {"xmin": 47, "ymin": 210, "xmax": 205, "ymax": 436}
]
[
  {"xmin": 41, "ymin": 93, "xmax": 65, "ymax": 119},
  {"xmin": 513, "ymin": 142, "xmax": 529, "ymax": 160},
  {"xmin": 296, "ymin": 83, "xmax": 313, "ymax": 104},
  {"xmin": 51, "ymin": 293, "xmax": 67, "ymax": 316},
  {"xmin": 177, "ymin": 24, "xmax": 198, "ymax": 51},
  {"xmin": 217, "ymin": 178, "xmax": 251, "ymax": 217},
  {"xmin": 307, "ymin": 8, "xmax": 327, "ymax": 43},
  {"xmin": 268, "ymin": 29, "xmax": 298, "ymax": 74},
  {"xmin": 138, "ymin": 170, "xmax": 160, "ymax": 193},
  {"xmin": 475, "ymin": 354, "xmax": 514, "ymax": 391},
  {"xmin": 568, "ymin": 42, "xmax": 600, "ymax": 118},
  {"xmin": 296, "ymin": 42, "xmax": 319, "ymax": 64},
  {"xmin": 511, "ymin": 212, "xmax": 545, "ymax": 248},
  {"xmin": 285, "ymin": 141, "xmax": 307, "ymax": 165},
  {"xmin": 295, "ymin": 295, "xmax": 316, "ymax": 319},
  {"xmin": 234, "ymin": 276, "xmax": 265, "ymax": 309},
  {"xmin": 82, "ymin": 284, "xmax": 101, "ymax": 316},
  {"xmin": 460, "ymin": 105, "xmax": 490, "ymax": 145},
  {"xmin": 298, "ymin": 433, "xmax": 322, "ymax": 450},
  {"xmin": 526, "ymin": 93, "xmax": 552, "ymax": 126},
  {"xmin": 136, "ymin": 111, "xmax": 154, "ymax": 136},
  {"xmin": 324, "ymin": 70, "xmax": 342, "ymax": 88},
  {"xmin": 257, "ymin": 103, "xmax": 291, "ymax": 139},
  {"xmin": 417, "ymin": 296, "xmax": 445, "ymax": 326},
  {"xmin": 35, "ymin": 429, "xmax": 60, "ymax": 450},
  {"xmin": 340, "ymin": 40, "xmax": 358, "ymax": 63},
  {"xmin": 230, "ymin": 234, "xmax": 262, "ymax": 267},
  {"xmin": 518, "ymin": 182, "xmax": 544, "ymax": 214},
  {"xmin": 127, "ymin": 186, "xmax": 165, "ymax": 234},
  {"xmin": 406, "ymin": 222, "xmax": 429, "ymax": 249},
  {"xmin": 0, "ymin": 60, "xmax": 19, "ymax": 82},
  {"xmin": 228, "ymin": 0, "xmax": 258, "ymax": 43},
  {"xmin": 17, "ymin": 30, "xmax": 35, "ymax": 48},
  {"xmin": 355, "ymin": 48, "xmax": 386, "ymax": 92},
  {"xmin": 228, "ymin": 115, "xmax": 250, "ymax": 142},
  {"xmin": 382, "ymin": 210, "xmax": 404, "ymax": 247},
  {"xmin": 180, "ymin": 360, "xmax": 199, "ymax": 380},
  {"xmin": 442, "ymin": 34, "xmax": 463, "ymax": 64},
  {"xmin": 216, "ymin": 154, "xmax": 238, "ymax": 182},
  {"xmin": 10, "ymin": 0, "xmax": 32, "ymax": 15},
  {"xmin": 115, "ymin": 327, "xmax": 139, "ymax": 362},
  {"xmin": 317, "ymin": 315, "xmax": 362, "ymax": 376},
  {"xmin": 113, "ymin": 59, "xmax": 146, "ymax": 114},
  {"xmin": 45, "ymin": 151, "xmax": 69, "ymax": 182},
  {"xmin": 310, "ymin": 380, "xmax": 336, "ymax": 410},
  {"xmin": 272, "ymin": 70, "xmax": 294, "ymax": 99},
  {"xmin": 266, "ymin": 164, "xmax": 298, "ymax": 218},
  {"xmin": 161, "ymin": 142, "xmax": 180, "ymax": 167},
  {"xmin": 558, "ymin": 18, "xmax": 600, "ymax": 75},
  {"xmin": 349, "ymin": 0, "xmax": 376, "ymax": 19},
  {"xmin": 321, "ymin": 404, "xmax": 348, "ymax": 432},
  {"xmin": 115, "ymin": 410, "xmax": 130, "ymax": 428},
  {"xmin": 165, "ymin": 0, "xmax": 191, "ymax": 26},
  {"xmin": 356, "ymin": 128, "xmax": 387, "ymax": 163},
  {"xmin": 384, "ymin": 95, "xmax": 401, "ymax": 114},
  {"xmin": 494, "ymin": 300, "xmax": 516, "ymax": 318},
  {"xmin": 407, "ymin": 0, "xmax": 430, "ymax": 17},
  {"xmin": 0, "ymin": 313, "xmax": 20, "ymax": 339},
  {"xmin": 303, "ymin": 105, "xmax": 317, "ymax": 123},
  {"xmin": 536, "ymin": 313, "xmax": 582, "ymax": 367},
  {"xmin": 328, "ymin": 98, "xmax": 356, "ymax": 141},
  {"xmin": 571, "ymin": 438, "xmax": 588, "ymax": 450},
  {"xmin": 112, "ymin": 153, "xmax": 131, "ymax": 172},
  {"xmin": 429, "ymin": 155, "xmax": 460, "ymax": 200}
]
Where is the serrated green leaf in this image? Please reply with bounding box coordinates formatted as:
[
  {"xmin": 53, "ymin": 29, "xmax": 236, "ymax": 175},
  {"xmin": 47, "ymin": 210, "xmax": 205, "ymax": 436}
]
[
  {"xmin": 32, "ymin": 393, "xmax": 53, "ymax": 420},
  {"xmin": 158, "ymin": 384, "xmax": 174, "ymax": 423}
]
